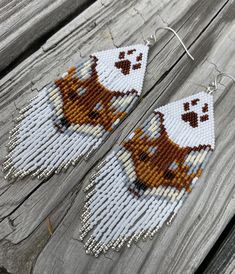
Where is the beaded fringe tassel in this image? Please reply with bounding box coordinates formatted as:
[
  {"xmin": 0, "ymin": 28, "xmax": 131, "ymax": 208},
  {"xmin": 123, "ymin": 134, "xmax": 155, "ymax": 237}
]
[
  {"xmin": 80, "ymin": 92, "xmax": 215, "ymax": 256},
  {"xmin": 3, "ymin": 45, "xmax": 148, "ymax": 180}
]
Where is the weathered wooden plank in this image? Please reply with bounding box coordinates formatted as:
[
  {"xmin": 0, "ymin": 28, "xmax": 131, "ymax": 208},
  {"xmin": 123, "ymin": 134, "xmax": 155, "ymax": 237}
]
[
  {"xmin": 32, "ymin": 4, "xmax": 235, "ymax": 274},
  {"xmin": 0, "ymin": 0, "xmax": 234, "ymax": 273},
  {"xmin": 0, "ymin": 0, "xmax": 230, "ymax": 219},
  {"xmin": 199, "ymin": 220, "xmax": 235, "ymax": 274},
  {"xmin": 0, "ymin": 0, "xmax": 94, "ymax": 73}
]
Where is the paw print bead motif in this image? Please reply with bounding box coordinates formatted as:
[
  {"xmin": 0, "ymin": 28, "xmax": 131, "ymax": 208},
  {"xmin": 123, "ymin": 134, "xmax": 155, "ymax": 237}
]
[
  {"xmin": 81, "ymin": 92, "xmax": 215, "ymax": 256},
  {"xmin": 115, "ymin": 49, "xmax": 143, "ymax": 75},
  {"xmin": 181, "ymin": 98, "xmax": 210, "ymax": 128}
]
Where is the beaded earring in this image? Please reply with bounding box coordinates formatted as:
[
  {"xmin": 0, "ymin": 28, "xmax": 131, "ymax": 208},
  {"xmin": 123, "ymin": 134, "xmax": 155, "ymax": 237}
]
[
  {"xmin": 80, "ymin": 74, "xmax": 234, "ymax": 257},
  {"xmin": 3, "ymin": 27, "xmax": 193, "ymax": 180}
]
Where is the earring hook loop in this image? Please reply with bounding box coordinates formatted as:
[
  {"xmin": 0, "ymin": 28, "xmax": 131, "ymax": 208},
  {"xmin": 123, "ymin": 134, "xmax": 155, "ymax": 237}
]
[
  {"xmin": 206, "ymin": 73, "xmax": 235, "ymax": 95},
  {"xmin": 144, "ymin": 26, "xmax": 194, "ymax": 61}
]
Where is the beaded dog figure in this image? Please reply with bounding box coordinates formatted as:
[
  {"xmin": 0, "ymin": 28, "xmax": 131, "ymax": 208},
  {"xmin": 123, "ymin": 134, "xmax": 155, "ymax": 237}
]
[
  {"xmin": 123, "ymin": 113, "xmax": 207, "ymax": 195},
  {"xmin": 81, "ymin": 92, "xmax": 215, "ymax": 256},
  {"xmin": 3, "ymin": 45, "xmax": 149, "ymax": 180},
  {"xmin": 52, "ymin": 57, "xmax": 138, "ymax": 133}
]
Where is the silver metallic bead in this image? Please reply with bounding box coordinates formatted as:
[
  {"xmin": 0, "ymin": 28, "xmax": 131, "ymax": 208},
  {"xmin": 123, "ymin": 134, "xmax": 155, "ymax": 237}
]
[
  {"xmin": 30, "ymin": 95, "xmax": 38, "ymax": 102},
  {"xmin": 19, "ymin": 106, "xmax": 30, "ymax": 114},
  {"xmin": 9, "ymin": 126, "xmax": 19, "ymax": 134},
  {"xmin": 71, "ymin": 160, "xmax": 76, "ymax": 166},
  {"xmin": 15, "ymin": 115, "xmax": 25, "ymax": 122},
  {"xmin": 166, "ymin": 212, "xmax": 176, "ymax": 226},
  {"xmin": 4, "ymin": 167, "xmax": 14, "ymax": 180},
  {"xmin": 84, "ymin": 239, "xmax": 92, "ymax": 248},
  {"xmin": 84, "ymin": 182, "xmax": 95, "ymax": 193},
  {"xmin": 85, "ymin": 189, "xmax": 96, "ymax": 199},
  {"xmin": 2, "ymin": 161, "xmax": 12, "ymax": 170},
  {"xmin": 97, "ymin": 161, "xmax": 106, "ymax": 169},
  {"xmin": 90, "ymin": 173, "xmax": 98, "ymax": 181},
  {"xmin": 63, "ymin": 161, "xmax": 71, "ymax": 170},
  {"xmin": 19, "ymin": 171, "xmax": 29, "ymax": 179},
  {"xmin": 85, "ymin": 148, "xmax": 96, "ymax": 160},
  {"xmin": 31, "ymin": 169, "xmax": 41, "ymax": 178},
  {"xmin": 37, "ymin": 173, "xmax": 45, "ymax": 180},
  {"xmin": 8, "ymin": 142, "xmax": 18, "ymax": 151},
  {"xmin": 47, "ymin": 168, "xmax": 55, "ymax": 177}
]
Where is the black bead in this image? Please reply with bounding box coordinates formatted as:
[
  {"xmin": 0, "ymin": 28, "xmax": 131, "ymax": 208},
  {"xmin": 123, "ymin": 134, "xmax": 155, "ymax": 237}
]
[
  {"xmin": 134, "ymin": 179, "xmax": 148, "ymax": 191},
  {"xmin": 139, "ymin": 152, "xmax": 148, "ymax": 161},
  {"xmin": 60, "ymin": 117, "xmax": 70, "ymax": 128},
  {"xmin": 163, "ymin": 170, "xmax": 175, "ymax": 180},
  {"xmin": 89, "ymin": 111, "xmax": 99, "ymax": 119},
  {"xmin": 68, "ymin": 91, "xmax": 78, "ymax": 100}
]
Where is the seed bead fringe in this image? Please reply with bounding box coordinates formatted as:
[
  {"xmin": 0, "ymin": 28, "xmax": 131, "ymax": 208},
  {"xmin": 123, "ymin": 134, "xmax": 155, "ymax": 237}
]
[
  {"xmin": 3, "ymin": 56, "xmax": 140, "ymax": 180},
  {"xmin": 80, "ymin": 92, "xmax": 214, "ymax": 256}
]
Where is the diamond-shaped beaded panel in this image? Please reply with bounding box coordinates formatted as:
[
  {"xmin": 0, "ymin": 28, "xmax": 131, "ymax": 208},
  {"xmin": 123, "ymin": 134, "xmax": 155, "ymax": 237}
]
[{"xmin": 81, "ymin": 92, "xmax": 215, "ymax": 256}]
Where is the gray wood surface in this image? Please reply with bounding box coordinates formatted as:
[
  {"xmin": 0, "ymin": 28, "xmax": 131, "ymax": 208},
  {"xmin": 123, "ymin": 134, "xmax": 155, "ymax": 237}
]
[
  {"xmin": 203, "ymin": 224, "xmax": 235, "ymax": 274},
  {"xmin": 0, "ymin": 0, "xmax": 234, "ymax": 273},
  {"xmin": 0, "ymin": 0, "xmax": 94, "ymax": 72}
]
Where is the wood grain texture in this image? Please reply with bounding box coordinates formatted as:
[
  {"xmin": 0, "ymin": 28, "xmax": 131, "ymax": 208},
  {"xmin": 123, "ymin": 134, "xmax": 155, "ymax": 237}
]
[
  {"xmin": 203, "ymin": 223, "xmax": 235, "ymax": 274},
  {"xmin": 0, "ymin": 0, "xmax": 94, "ymax": 73},
  {"xmin": 0, "ymin": 0, "xmax": 234, "ymax": 273}
]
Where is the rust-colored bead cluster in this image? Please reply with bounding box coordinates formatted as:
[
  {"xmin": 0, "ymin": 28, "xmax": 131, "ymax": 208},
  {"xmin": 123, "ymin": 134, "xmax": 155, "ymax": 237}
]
[
  {"xmin": 81, "ymin": 92, "xmax": 215, "ymax": 256},
  {"xmin": 3, "ymin": 44, "xmax": 149, "ymax": 181}
]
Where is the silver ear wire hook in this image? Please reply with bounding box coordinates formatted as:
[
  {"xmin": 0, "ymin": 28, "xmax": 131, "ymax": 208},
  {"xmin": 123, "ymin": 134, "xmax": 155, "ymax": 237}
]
[
  {"xmin": 206, "ymin": 73, "xmax": 235, "ymax": 95},
  {"xmin": 144, "ymin": 26, "xmax": 194, "ymax": 61}
]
